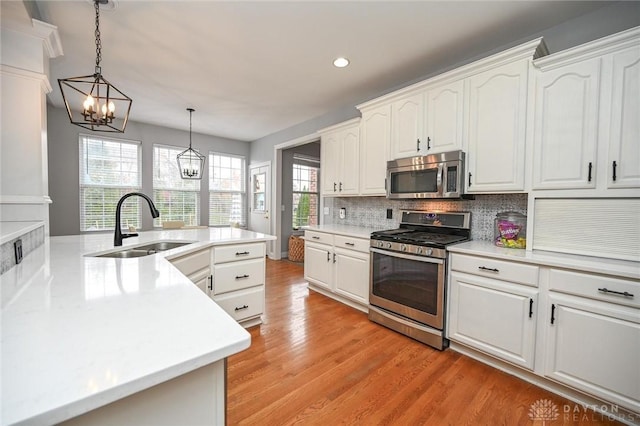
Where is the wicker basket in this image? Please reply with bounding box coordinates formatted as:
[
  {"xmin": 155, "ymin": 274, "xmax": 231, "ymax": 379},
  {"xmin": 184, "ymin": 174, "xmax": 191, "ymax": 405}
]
[{"xmin": 288, "ymin": 235, "xmax": 305, "ymax": 262}]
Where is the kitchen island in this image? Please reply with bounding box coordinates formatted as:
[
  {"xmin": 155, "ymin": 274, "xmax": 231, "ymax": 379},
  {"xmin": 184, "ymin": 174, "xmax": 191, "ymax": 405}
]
[{"xmin": 0, "ymin": 228, "xmax": 275, "ymax": 426}]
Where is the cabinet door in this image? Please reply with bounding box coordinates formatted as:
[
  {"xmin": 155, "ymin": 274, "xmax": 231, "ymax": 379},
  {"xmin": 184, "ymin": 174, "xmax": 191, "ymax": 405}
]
[
  {"xmin": 304, "ymin": 242, "xmax": 332, "ymax": 290},
  {"xmin": 545, "ymin": 293, "xmax": 640, "ymax": 413},
  {"xmin": 425, "ymin": 79, "xmax": 465, "ymax": 154},
  {"xmin": 532, "ymin": 58, "xmax": 601, "ymax": 189},
  {"xmin": 360, "ymin": 105, "xmax": 391, "ymax": 195},
  {"xmin": 391, "ymin": 93, "xmax": 424, "ymax": 159},
  {"xmin": 607, "ymin": 46, "xmax": 640, "ymax": 189},
  {"xmin": 449, "ymin": 271, "xmax": 537, "ymax": 370},
  {"xmin": 321, "ymin": 132, "xmax": 340, "ymax": 196},
  {"xmin": 339, "ymin": 126, "xmax": 360, "ymax": 195},
  {"xmin": 467, "ymin": 60, "xmax": 529, "ymax": 192},
  {"xmin": 334, "ymin": 248, "xmax": 369, "ymax": 305}
]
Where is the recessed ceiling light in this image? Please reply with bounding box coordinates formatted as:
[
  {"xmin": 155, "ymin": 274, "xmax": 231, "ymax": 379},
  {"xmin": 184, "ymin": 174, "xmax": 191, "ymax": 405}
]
[{"xmin": 333, "ymin": 57, "xmax": 350, "ymax": 68}]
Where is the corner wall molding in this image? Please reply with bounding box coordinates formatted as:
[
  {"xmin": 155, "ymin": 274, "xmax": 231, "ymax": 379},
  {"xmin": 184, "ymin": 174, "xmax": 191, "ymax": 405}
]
[{"xmin": 0, "ymin": 64, "xmax": 53, "ymax": 93}]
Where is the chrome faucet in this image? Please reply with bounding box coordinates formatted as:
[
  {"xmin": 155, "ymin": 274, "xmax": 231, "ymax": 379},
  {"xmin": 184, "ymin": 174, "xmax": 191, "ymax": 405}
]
[{"xmin": 114, "ymin": 192, "xmax": 160, "ymax": 246}]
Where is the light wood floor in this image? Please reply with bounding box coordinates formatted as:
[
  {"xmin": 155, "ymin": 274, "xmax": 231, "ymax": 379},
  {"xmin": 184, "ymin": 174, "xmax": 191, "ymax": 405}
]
[{"xmin": 227, "ymin": 259, "xmax": 621, "ymax": 425}]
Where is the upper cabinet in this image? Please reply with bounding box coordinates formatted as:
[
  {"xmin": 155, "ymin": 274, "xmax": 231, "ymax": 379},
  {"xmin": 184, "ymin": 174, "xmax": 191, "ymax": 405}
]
[
  {"xmin": 532, "ymin": 27, "xmax": 640, "ymax": 192},
  {"xmin": 319, "ymin": 119, "xmax": 360, "ymax": 197},
  {"xmin": 391, "ymin": 93, "xmax": 424, "ymax": 159},
  {"xmin": 389, "ymin": 80, "xmax": 465, "ymax": 160},
  {"xmin": 424, "ymin": 79, "xmax": 465, "ymax": 155},
  {"xmin": 466, "ymin": 59, "xmax": 531, "ymax": 193},
  {"xmin": 359, "ymin": 104, "xmax": 391, "ymax": 196}
]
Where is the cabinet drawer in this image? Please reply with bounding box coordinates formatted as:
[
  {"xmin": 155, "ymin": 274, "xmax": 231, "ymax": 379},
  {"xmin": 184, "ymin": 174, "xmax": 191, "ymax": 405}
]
[
  {"xmin": 549, "ymin": 269, "xmax": 639, "ymax": 309},
  {"xmin": 214, "ymin": 287, "xmax": 264, "ymax": 322},
  {"xmin": 214, "ymin": 258, "xmax": 264, "ymax": 294},
  {"xmin": 214, "ymin": 243, "xmax": 265, "ymax": 264},
  {"xmin": 304, "ymin": 230, "xmax": 334, "ymax": 245},
  {"xmin": 170, "ymin": 248, "xmax": 211, "ymax": 276},
  {"xmin": 450, "ymin": 254, "xmax": 539, "ymax": 287},
  {"xmin": 334, "ymin": 235, "xmax": 369, "ymax": 253}
]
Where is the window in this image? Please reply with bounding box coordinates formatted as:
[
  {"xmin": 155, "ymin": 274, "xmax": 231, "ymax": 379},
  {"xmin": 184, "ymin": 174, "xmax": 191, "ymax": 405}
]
[
  {"xmin": 292, "ymin": 163, "xmax": 319, "ymax": 229},
  {"xmin": 79, "ymin": 135, "xmax": 141, "ymax": 232},
  {"xmin": 153, "ymin": 145, "xmax": 200, "ymax": 227},
  {"xmin": 209, "ymin": 153, "xmax": 246, "ymax": 227}
]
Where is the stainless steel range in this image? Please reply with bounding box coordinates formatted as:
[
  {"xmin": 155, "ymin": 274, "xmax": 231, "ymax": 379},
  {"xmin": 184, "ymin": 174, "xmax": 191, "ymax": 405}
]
[{"xmin": 369, "ymin": 210, "xmax": 471, "ymax": 350}]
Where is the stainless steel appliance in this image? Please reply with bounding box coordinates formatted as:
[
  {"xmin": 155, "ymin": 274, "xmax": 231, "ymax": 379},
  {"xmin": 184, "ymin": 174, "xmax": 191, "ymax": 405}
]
[
  {"xmin": 386, "ymin": 150, "xmax": 465, "ymax": 199},
  {"xmin": 369, "ymin": 210, "xmax": 471, "ymax": 350}
]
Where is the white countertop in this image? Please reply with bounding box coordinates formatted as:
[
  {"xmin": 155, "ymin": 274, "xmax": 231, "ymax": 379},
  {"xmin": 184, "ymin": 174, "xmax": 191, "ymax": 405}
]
[
  {"xmin": 0, "ymin": 228, "xmax": 276, "ymax": 426},
  {"xmin": 448, "ymin": 240, "xmax": 640, "ymax": 280},
  {"xmin": 0, "ymin": 221, "xmax": 44, "ymax": 244},
  {"xmin": 302, "ymin": 224, "xmax": 382, "ymax": 239}
]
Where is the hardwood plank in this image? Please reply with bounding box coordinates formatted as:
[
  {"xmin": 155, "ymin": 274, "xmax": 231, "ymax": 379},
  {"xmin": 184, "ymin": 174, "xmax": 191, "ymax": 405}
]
[{"xmin": 227, "ymin": 259, "xmax": 623, "ymax": 425}]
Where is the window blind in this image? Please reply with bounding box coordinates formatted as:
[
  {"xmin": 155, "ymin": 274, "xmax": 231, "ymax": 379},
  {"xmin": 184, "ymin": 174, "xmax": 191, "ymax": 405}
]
[
  {"xmin": 292, "ymin": 163, "xmax": 319, "ymax": 228},
  {"xmin": 79, "ymin": 135, "xmax": 141, "ymax": 232},
  {"xmin": 209, "ymin": 153, "xmax": 246, "ymax": 227},
  {"xmin": 153, "ymin": 145, "xmax": 200, "ymax": 227}
]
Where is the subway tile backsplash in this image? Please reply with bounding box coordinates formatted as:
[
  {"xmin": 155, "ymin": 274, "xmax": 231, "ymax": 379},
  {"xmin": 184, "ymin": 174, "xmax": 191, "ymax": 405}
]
[{"xmin": 326, "ymin": 194, "xmax": 527, "ymax": 241}]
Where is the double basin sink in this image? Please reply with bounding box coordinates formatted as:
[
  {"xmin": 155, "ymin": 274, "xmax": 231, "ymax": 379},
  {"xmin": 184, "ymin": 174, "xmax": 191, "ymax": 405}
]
[{"xmin": 90, "ymin": 241, "xmax": 195, "ymax": 258}]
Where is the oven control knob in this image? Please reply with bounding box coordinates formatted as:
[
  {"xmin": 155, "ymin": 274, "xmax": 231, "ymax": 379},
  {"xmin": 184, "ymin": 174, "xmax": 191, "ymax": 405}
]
[
  {"xmin": 426, "ymin": 248, "xmax": 433, "ymax": 256},
  {"xmin": 417, "ymin": 247, "xmax": 423, "ymax": 254},
  {"xmin": 378, "ymin": 241, "xmax": 384, "ymax": 248},
  {"xmin": 386, "ymin": 243, "xmax": 392, "ymax": 249},
  {"xmin": 401, "ymin": 244, "xmax": 407, "ymax": 252}
]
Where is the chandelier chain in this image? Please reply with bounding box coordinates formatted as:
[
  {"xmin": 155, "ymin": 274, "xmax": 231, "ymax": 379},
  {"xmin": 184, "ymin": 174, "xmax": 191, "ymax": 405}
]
[{"xmin": 94, "ymin": 0, "xmax": 102, "ymax": 73}]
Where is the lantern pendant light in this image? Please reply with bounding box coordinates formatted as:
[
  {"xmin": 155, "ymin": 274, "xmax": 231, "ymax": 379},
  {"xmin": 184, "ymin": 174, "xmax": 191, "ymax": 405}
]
[
  {"xmin": 177, "ymin": 108, "xmax": 206, "ymax": 180},
  {"xmin": 58, "ymin": 0, "xmax": 132, "ymax": 133}
]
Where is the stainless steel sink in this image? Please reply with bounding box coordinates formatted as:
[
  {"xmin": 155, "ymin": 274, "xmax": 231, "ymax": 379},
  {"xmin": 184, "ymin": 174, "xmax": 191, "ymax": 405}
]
[{"xmin": 89, "ymin": 240, "xmax": 195, "ymax": 258}]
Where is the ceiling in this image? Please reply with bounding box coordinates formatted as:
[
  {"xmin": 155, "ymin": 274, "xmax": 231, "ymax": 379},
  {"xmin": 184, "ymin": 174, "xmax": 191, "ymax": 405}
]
[{"xmin": 35, "ymin": 1, "xmax": 613, "ymax": 142}]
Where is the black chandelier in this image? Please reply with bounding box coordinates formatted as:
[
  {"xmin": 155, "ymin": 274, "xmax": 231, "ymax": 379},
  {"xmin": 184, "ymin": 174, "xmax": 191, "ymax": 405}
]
[
  {"xmin": 177, "ymin": 108, "xmax": 206, "ymax": 180},
  {"xmin": 58, "ymin": 0, "xmax": 132, "ymax": 133}
]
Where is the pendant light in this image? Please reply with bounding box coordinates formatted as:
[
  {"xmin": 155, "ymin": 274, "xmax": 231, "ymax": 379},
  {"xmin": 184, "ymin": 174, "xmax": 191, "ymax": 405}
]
[
  {"xmin": 58, "ymin": 0, "xmax": 132, "ymax": 133},
  {"xmin": 177, "ymin": 108, "xmax": 206, "ymax": 180}
]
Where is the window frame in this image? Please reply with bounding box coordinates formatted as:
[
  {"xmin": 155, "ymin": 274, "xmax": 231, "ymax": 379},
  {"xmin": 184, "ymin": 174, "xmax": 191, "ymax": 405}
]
[
  {"xmin": 152, "ymin": 144, "xmax": 201, "ymax": 227},
  {"xmin": 208, "ymin": 152, "xmax": 247, "ymax": 228},
  {"xmin": 78, "ymin": 134, "xmax": 142, "ymax": 233},
  {"xmin": 292, "ymin": 162, "xmax": 320, "ymax": 230}
]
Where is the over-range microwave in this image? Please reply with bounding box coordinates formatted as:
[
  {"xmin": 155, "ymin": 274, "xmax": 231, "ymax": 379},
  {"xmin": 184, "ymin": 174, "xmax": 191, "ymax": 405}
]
[{"xmin": 386, "ymin": 150, "xmax": 466, "ymax": 199}]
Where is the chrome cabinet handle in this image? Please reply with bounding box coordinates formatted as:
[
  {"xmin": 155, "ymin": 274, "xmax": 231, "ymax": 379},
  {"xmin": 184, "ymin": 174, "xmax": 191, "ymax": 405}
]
[{"xmin": 598, "ymin": 287, "xmax": 634, "ymax": 298}]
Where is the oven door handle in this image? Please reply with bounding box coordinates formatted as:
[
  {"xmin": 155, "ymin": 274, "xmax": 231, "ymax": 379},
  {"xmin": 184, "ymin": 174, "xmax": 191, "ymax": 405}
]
[{"xmin": 370, "ymin": 247, "xmax": 444, "ymax": 265}]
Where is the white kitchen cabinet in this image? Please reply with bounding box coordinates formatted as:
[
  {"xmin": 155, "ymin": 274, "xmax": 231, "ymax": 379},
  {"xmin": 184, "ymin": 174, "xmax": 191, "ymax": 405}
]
[
  {"xmin": 532, "ymin": 58, "xmax": 601, "ymax": 189},
  {"xmin": 391, "ymin": 92, "xmax": 424, "ymax": 159},
  {"xmin": 531, "ymin": 27, "xmax": 640, "ymax": 192},
  {"xmin": 359, "ymin": 104, "xmax": 391, "ymax": 195},
  {"xmin": 169, "ymin": 247, "xmax": 213, "ymax": 296},
  {"xmin": 607, "ymin": 45, "xmax": 640, "ymax": 189},
  {"xmin": 212, "ymin": 242, "xmax": 266, "ymax": 327},
  {"xmin": 319, "ymin": 119, "xmax": 360, "ymax": 196},
  {"xmin": 448, "ymin": 254, "xmax": 539, "ymax": 370},
  {"xmin": 424, "ymin": 79, "xmax": 465, "ymax": 154},
  {"xmin": 466, "ymin": 59, "xmax": 529, "ymax": 192},
  {"xmin": 545, "ymin": 291, "xmax": 640, "ymax": 413},
  {"xmin": 304, "ymin": 240, "xmax": 333, "ymax": 291},
  {"xmin": 304, "ymin": 230, "xmax": 369, "ymax": 311}
]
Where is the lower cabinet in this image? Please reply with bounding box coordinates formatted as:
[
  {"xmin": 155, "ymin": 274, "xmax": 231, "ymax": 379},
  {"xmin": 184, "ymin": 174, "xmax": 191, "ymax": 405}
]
[
  {"xmin": 545, "ymin": 269, "xmax": 640, "ymax": 413},
  {"xmin": 449, "ymin": 271, "xmax": 538, "ymax": 370},
  {"xmin": 212, "ymin": 242, "xmax": 266, "ymax": 327},
  {"xmin": 448, "ymin": 252, "xmax": 640, "ymax": 416},
  {"xmin": 168, "ymin": 247, "xmax": 213, "ymax": 296},
  {"xmin": 304, "ymin": 230, "xmax": 370, "ymax": 311}
]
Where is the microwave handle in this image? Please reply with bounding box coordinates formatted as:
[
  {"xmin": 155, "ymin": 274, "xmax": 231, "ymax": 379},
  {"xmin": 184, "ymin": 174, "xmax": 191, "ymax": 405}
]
[{"xmin": 437, "ymin": 163, "xmax": 444, "ymax": 194}]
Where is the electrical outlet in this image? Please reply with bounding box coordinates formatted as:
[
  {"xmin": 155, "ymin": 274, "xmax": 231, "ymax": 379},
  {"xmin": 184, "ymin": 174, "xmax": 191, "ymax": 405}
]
[
  {"xmin": 323, "ymin": 207, "xmax": 330, "ymax": 215},
  {"xmin": 14, "ymin": 239, "xmax": 23, "ymax": 264},
  {"xmin": 386, "ymin": 209, "xmax": 393, "ymax": 219},
  {"xmin": 339, "ymin": 208, "xmax": 346, "ymax": 219}
]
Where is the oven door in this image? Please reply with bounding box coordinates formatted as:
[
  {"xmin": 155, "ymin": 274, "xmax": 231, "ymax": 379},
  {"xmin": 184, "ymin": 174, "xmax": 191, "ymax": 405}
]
[{"xmin": 369, "ymin": 247, "xmax": 445, "ymax": 329}]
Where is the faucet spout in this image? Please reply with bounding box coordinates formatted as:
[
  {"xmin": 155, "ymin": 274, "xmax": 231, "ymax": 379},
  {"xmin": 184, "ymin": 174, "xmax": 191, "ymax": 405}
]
[{"xmin": 114, "ymin": 192, "xmax": 160, "ymax": 246}]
